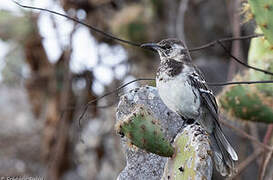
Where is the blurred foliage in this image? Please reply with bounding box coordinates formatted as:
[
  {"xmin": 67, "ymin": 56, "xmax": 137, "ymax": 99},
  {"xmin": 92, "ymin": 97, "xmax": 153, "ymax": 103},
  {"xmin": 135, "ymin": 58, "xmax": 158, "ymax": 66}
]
[
  {"xmin": 0, "ymin": 10, "xmax": 34, "ymax": 41},
  {"xmin": 1, "ymin": 45, "xmax": 25, "ymax": 85}
]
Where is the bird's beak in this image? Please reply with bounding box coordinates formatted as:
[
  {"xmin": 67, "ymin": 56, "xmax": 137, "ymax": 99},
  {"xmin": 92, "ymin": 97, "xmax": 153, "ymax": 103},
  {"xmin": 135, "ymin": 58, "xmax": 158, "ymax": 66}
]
[{"xmin": 141, "ymin": 43, "xmax": 161, "ymax": 52}]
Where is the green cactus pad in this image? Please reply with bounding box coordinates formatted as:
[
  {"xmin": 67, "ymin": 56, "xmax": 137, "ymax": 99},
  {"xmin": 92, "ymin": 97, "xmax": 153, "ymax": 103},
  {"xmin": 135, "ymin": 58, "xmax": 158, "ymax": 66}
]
[
  {"xmin": 248, "ymin": 28, "xmax": 273, "ymax": 96},
  {"xmin": 219, "ymin": 79, "xmax": 273, "ymax": 123},
  {"xmin": 162, "ymin": 125, "xmax": 212, "ymax": 180},
  {"xmin": 248, "ymin": 0, "xmax": 273, "ymax": 45},
  {"xmin": 115, "ymin": 105, "xmax": 174, "ymax": 157}
]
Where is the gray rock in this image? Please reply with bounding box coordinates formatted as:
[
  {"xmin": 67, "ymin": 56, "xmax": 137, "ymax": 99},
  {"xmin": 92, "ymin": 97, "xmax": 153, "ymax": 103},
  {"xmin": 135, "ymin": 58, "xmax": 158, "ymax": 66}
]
[
  {"xmin": 116, "ymin": 86, "xmax": 184, "ymax": 180},
  {"xmin": 116, "ymin": 86, "xmax": 213, "ymax": 180}
]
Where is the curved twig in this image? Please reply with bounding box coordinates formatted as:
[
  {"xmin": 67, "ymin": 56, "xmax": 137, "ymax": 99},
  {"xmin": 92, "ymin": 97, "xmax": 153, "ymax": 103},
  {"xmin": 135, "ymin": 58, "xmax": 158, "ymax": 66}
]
[
  {"xmin": 189, "ymin": 34, "xmax": 263, "ymax": 52},
  {"xmin": 217, "ymin": 41, "xmax": 273, "ymax": 76},
  {"xmin": 77, "ymin": 78, "xmax": 273, "ymax": 127},
  {"xmin": 13, "ymin": 1, "xmax": 141, "ymax": 47}
]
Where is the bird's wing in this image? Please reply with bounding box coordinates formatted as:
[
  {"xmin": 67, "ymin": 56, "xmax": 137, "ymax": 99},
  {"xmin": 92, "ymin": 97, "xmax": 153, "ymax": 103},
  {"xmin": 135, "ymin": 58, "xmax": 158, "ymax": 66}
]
[{"xmin": 188, "ymin": 68, "xmax": 219, "ymax": 122}]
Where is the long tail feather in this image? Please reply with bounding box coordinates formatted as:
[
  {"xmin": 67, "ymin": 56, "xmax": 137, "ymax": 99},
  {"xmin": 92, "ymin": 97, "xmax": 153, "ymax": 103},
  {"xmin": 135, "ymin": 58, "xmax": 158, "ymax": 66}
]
[{"xmin": 210, "ymin": 125, "xmax": 238, "ymax": 176}]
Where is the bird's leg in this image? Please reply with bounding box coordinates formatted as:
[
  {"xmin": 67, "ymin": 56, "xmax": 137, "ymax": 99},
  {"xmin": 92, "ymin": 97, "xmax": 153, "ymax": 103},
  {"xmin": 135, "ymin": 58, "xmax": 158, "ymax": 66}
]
[
  {"xmin": 180, "ymin": 115, "xmax": 188, "ymax": 127},
  {"xmin": 182, "ymin": 119, "xmax": 188, "ymax": 127},
  {"xmin": 171, "ymin": 116, "xmax": 192, "ymax": 143},
  {"xmin": 182, "ymin": 117, "xmax": 195, "ymax": 126}
]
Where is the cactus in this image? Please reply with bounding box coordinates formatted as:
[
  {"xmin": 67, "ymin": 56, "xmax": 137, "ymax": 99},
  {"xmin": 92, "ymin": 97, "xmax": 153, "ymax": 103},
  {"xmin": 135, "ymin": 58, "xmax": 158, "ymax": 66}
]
[
  {"xmin": 162, "ymin": 125, "xmax": 212, "ymax": 180},
  {"xmin": 115, "ymin": 104, "xmax": 174, "ymax": 157},
  {"xmin": 219, "ymin": 76, "xmax": 273, "ymax": 123},
  {"xmin": 248, "ymin": 28, "xmax": 273, "ymax": 95},
  {"xmin": 218, "ymin": 1, "xmax": 273, "ymax": 123},
  {"xmin": 248, "ymin": 0, "xmax": 273, "ymax": 45}
]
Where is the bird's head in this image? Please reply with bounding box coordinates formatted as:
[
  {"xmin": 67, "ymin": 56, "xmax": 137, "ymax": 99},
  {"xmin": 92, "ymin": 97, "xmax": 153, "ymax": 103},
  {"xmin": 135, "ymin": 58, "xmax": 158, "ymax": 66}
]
[{"xmin": 141, "ymin": 38, "xmax": 191, "ymax": 62}]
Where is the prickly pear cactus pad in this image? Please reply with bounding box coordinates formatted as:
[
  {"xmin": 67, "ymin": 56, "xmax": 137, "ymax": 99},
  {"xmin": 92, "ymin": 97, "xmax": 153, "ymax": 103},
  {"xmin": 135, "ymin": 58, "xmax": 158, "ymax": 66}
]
[
  {"xmin": 115, "ymin": 105, "xmax": 174, "ymax": 157},
  {"xmin": 218, "ymin": 74, "xmax": 273, "ymax": 123},
  {"xmin": 248, "ymin": 0, "xmax": 273, "ymax": 45},
  {"xmin": 116, "ymin": 86, "xmax": 184, "ymax": 180},
  {"xmin": 248, "ymin": 28, "xmax": 273, "ymax": 96},
  {"xmin": 162, "ymin": 125, "xmax": 213, "ymax": 180},
  {"xmin": 116, "ymin": 86, "xmax": 212, "ymax": 180}
]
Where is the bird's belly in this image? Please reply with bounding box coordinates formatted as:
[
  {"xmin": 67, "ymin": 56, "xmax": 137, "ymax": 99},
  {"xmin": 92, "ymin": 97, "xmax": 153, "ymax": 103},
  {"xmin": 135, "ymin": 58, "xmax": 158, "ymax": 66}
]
[{"xmin": 157, "ymin": 76, "xmax": 200, "ymax": 118}]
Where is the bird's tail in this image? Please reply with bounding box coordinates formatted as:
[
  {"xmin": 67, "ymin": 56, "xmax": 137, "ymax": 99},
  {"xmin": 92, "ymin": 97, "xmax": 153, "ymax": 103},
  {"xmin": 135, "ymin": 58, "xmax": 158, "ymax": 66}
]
[{"xmin": 210, "ymin": 124, "xmax": 238, "ymax": 176}]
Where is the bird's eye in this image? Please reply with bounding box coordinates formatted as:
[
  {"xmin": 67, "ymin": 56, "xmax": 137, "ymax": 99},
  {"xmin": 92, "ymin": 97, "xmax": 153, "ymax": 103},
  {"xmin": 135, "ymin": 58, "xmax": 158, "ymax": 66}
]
[{"xmin": 162, "ymin": 44, "xmax": 172, "ymax": 50}]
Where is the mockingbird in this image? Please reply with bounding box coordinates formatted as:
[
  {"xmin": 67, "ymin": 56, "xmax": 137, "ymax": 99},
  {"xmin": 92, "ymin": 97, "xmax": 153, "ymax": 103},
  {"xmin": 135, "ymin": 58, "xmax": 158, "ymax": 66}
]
[{"xmin": 141, "ymin": 39, "xmax": 238, "ymax": 176}]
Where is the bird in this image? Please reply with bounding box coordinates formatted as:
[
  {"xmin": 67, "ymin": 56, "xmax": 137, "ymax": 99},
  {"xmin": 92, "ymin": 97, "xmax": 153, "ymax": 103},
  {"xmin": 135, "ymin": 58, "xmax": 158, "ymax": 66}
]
[{"xmin": 141, "ymin": 38, "xmax": 238, "ymax": 176}]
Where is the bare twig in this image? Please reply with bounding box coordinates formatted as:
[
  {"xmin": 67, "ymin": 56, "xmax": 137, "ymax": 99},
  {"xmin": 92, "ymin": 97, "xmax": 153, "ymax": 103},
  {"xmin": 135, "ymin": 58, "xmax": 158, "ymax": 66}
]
[
  {"xmin": 77, "ymin": 78, "xmax": 154, "ymax": 126},
  {"xmin": 217, "ymin": 41, "xmax": 273, "ymax": 76},
  {"xmin": 248, "ymin": 123, "xmax": 261, "ymax": 166},
  {"xmin": 189, "ymin": 34, "xmax": 263, "ymax": 52},
  {"xmin": 13, "ymin": 0, "xmax": 141, "ymax": 47},
  {"xmin": 208, "ymin": 80, "xmax": 273, "ymax": 86},
  {"xmin": 263, "ymin": 125, "xmax": 273, "ymax": 145},
  {"xmin": 14, "ymin": 1, "xmax": 265, "ymax": 55},
  {"xmin": 15, "ymin": 0, "xmax": 273, "ymax": 77},
  {"xmin": 259, "ymin": 124, "xmax": 273, "ymax": 180},
  {"xmin": 248, "ymin": 123, "xmax": 260, "ymax": 149},
  {"xmin": 219, "ymin": 118, "xmax": 272, "ymax": 151},
  {"xmin": 77, "ymin": 78, "xmax": 273, "ymax": 126},
  {"xmin": 259, "ymin": 151, "xmax": 273, "ymax": 180}
]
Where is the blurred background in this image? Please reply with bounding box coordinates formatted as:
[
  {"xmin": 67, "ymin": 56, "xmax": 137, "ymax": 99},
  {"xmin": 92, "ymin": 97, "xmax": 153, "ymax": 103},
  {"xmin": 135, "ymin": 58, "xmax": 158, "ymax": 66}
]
[{"xmin": 0, "ymin": 0, "xmax": 271, "ymax": 180}]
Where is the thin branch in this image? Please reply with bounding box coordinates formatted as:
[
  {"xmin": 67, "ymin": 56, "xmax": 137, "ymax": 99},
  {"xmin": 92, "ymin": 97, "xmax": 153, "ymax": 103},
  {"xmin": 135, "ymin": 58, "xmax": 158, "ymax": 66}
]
[
  {"xmin": 15, "ymin": 0, "xmax": 273, "ymax": 77},
  {"xmin": 76, "ymin": 78, "xmax": 273, "ymax": 127},
  {"xmin": 13, "ymin": 0, "xmax": 141, "ymax": 47},
  {"xmin": 14, "ymin": 1, "xmax": 265, "ymax": 54},
  {"xmin": 217, "ymin": 41, "xmax": 273, "ymax": 76},
  {"xmin": 228, "ymin": 148, "xmax": 264, "ymax": 180},
  {"xmin": 52, "ymin": 77, "xmax": 273, "ymax": 127},
  {"xmin": 189, "ymin": 34, "xmax": 263, "ymax": 52},
  {"xmin": 259, "ymin": 124, "xmax": 273, "ymax": 180},
  {"xmin": 77, "ymin": 78, "xmax": 154, "ymax": 126},
  {"xmin": 219, "ymin": 117, "xmax": 272, "ymax": 151},
  {"xmin": 263, "ymin": 125, "xmax": 273, "ymax": 145},
  {"xmin": 189, "ymin": 34, "xmax": 273, "ymax": 76},
  {"xmin": 259, "ymin": 151, "xmax": 273, "ymax": 180},
  {"xmin": 82, "ymin": 79, "xmax": 273, "ymax": 111},
  {"xmin": 208, "ymin": 80, "xmax": 273, "ymax": 86},
  {"xmin": 248, "ymin": 123, "xmax": 261, "ymax": 166}
]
